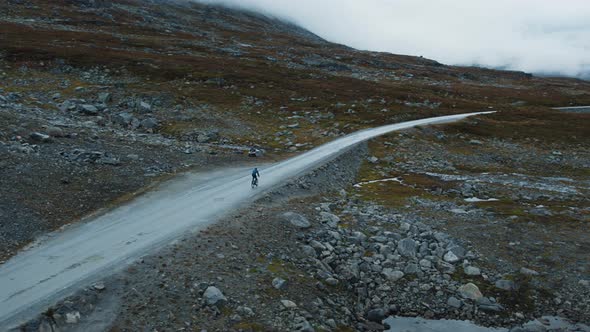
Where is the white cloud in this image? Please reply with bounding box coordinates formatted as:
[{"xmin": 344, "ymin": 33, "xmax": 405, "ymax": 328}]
[{"xmin": 196, "ymin": 0, "xmax": 590, "ymax": 78}]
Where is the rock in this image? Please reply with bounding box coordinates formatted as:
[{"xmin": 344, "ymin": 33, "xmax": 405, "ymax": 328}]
[
  {"xmin": 139, "ymin": 101, "xmax": 151, "ymax": 112},
  {"xmin": 130, "ymin": 117, "xmax": 140, "ymax": 129},
  {"xmin": 58, "ymin": 100, "xmax": 76, "ymax": 112},
  {"xmin": 140, "ymin": 117, "xmax": 159, "ymax": 129},
  {"xmin": 469, "ymin": 139, "xmax": 483, "ymax": 145},
  {"xmin": 381, "ymin": 268, "xmax": 404, "ymax": 282},
  {"xmin": 339, "ymin": 264, "xmax": 360, "ymax": 281},
  {"xmin": 495, "ymin": 279, "xmax": 517, "ymax": 291},
  {"xmin": 93, "ymin": 282, "xmax": 106, "ymax": 291},
  {"xmin": 397, "ymin": 238, "xmax": 417, "ymax": 258},
  {"xmin": 327, "ymin": 230, "xmax": 341, "ymax": 241},
  {"xmin": 65, "ymin": 311, "xmax": 81, "ymax": 324},
  {"xmin": 366, "ymin": 308, "xmax": 386, "ymax": 323},
  {"xmin": 294, "ymin": 316, "xmax": 315, "ymax": 332},
  {"xmin": 450, "ymin": 208, "xmax": 468, "ymax": 214},
  {"xmin": 447, "ymin": 245, "xmax": 466, "ymax": 259},
  {"xmin": 272, "ymin": 277, "xmax": 287, "ymax": 289},
  {"xmin": 203, "ymin": 286, "xmax": 227, "ymax": 307},
  {"xmin": 400, "ymin": 222, "xmax": 411, "ymax": 232},
  {"xmin": 477, "ymin": 297, "xmax": 504, "ymax": 312},
  {"xmin": 520, "ymin": 267, "xmax": 539, "ymax": 276},
  {"xmin": 371, "ymin": 235, "xmax": 388, "ymax": 243},
  {"xmin": 350, "ymin": 231, "xmax": 367, "ymax": 243},
  {"xmin": 47, "ymin": 126, "xmax": 64, "ymax": 137},
  {"xmin": 113, "ymin": 112, "xmax": 135, "ymax": 126},
  {"xmin": 419, "ymin": 259, "xmax": 432, "ymax": 269},
  {"xmin": 309, "ymin": 240, "xmax": 325, "ymax": 251},
  {"xmin": 437, "ymin": 261, "xmax": 456, "ymax": 274},
  {"xmin": 325, "ymin": 278, "xmax": 339, "ymax": 286},
  {"xmin": 30, "ymin": 132, "xmax": 52, "ymax": 143},
  {"xmin": 97, "ymin": 92, "xmax": 111, "ymax": 103},
  {"xmin": 511, "ymin": 101, "xmax": 527, "ymax": 107},
  {"xmin": 404, "ymin": 263, "xmax": 419, "ymax": 275},
  {"xmin": 447, "ymin": 296, "xmax": 462, "ymax": 308},
  {"xmin": 52, "ymin": 92, "xmax": 61, "ymax": 100},
  {"xmin": 248, "ymin": 148, "xmax": 265, "ymax": 157},
  {"xmin": 282, "ymin": 212, "xmax": 311, "ymax": 229},
  {"xmin": 281, "ymin": 299, "xmax": 297, "ymax": 309},
  {"xmin": 97, "ymin": 156, "xmax": 121, "ymax": 166},
  {"xmin": 529, "ymin": 206, "xmax": 553, "ymax": 217},
  {"xmin": 458, "ymin": 283, "xmax": 483, "ymax": 300},
  {"xmin": 79, "ymin": 104, "xmax": 98, "ymax": 115},
  {"xmin": 319, "ymin": 212, "xmax": 340, "ymax": 225},
  {"xmin": 236, "ymin": 306, "xmax": 255, "ymax": 317},
  {"xmin": 464, "ymin": 266, "xmax": 481, "ymax": 276},
  {"xmin": 443, "ymin": 251, "xmax": 459, "ymax": 263},
  {"xmin": 368, "ymin": 156, "xmax": 379, "ymax": 164},
  {"xmin": 579, "ymin": 280, "xmax": 590, "ymax": 287}
]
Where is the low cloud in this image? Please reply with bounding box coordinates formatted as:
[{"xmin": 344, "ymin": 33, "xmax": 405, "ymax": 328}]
[{"xmin": 197, "ymin": 0, "xmax": 590, "ymax": 79}]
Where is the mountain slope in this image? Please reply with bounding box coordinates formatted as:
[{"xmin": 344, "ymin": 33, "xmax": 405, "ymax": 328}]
[{"xmin": 1, "ymin": 1, "xmax": 590, "ymax": 331}]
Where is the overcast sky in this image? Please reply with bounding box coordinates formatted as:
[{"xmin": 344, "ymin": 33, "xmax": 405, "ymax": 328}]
[{"xmin": 197, "ymin": 0, "xmax": 590, "ymax": 78}]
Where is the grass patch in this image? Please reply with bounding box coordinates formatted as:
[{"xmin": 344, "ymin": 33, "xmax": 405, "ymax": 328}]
[
  {"xmin": 452, "ymin": 269, "xmax": 548, "ymax": 315},
  {"xmin": 232, "ymin": 322, "xmax": 267, "ymax": 331},
  {"xmin": 444, "ymin": 109, "xmax": 590, "ymax": 146}
]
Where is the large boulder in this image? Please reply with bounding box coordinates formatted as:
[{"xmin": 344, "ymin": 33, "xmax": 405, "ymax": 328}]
[
  {"xmin": 366, "ymin": 308, "xmax": 387, "ymax": 323},
  {"xmin": 381, "ymin": 268, "xmax": 404, "ymax": 282},
  {"xmin": 47, "ymin": 126, "xmax": 65, "ymax": 137},
  {"xmin": 79, "ymin": 104, "xmax": 98, "ymax": 115},
  {"xmin": 447, "ymin": 245, "xmax": 467, "ymax": 259},
  {"xmin": 281, "ymin": 212, "xmax": 311, "ymax": 229},
  {"xmin": 319, "ymin": 212, "xmax": 340, "ymax": 227},
  {"xmin": 30, "ymin": 132, "xmax": 52, "ymax": 143},
  {"xmin": 272, "ymin": 277, "xmax": 287, "ymax": 289},
  {"xmin": 458, "ymin": 283, "xmax": 483, "ymax": 300},
  {"xmin": 203, "ymin": 286, "xmax": 227, "ymax": 307},
  {"xmin": 443, "ymin": 251, "xmax": 460, "ymax": 263},
  {"xmin": 281, "ymin": 299, "xmax": 297, "ymax": 309},
  {"xmin": 464, "ymin": 266, "xmax": 481, "ymax": 276},
  {"xmin": 397, "ymin": 238, "xmax": 417, "ymax": 258}
]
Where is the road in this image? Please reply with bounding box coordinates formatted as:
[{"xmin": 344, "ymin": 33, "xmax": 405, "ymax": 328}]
[
  {"xmin": 552, "ymin": 106, "xmax": 590, "ymax": 113},
  {"xmin": 0, "ymin": 111, "xmax": 493, "ymax": 329}
]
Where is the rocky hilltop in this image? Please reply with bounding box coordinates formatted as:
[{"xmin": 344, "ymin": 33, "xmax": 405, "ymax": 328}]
[{"xmin": 1, "ymin": 1, "xmax": 589, "ymax": 331}]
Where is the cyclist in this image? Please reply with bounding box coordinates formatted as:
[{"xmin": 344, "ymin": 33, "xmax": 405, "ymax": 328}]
[{"xmin": 251, "ymin": 167, "xmax": 260, "ymax": 187}]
